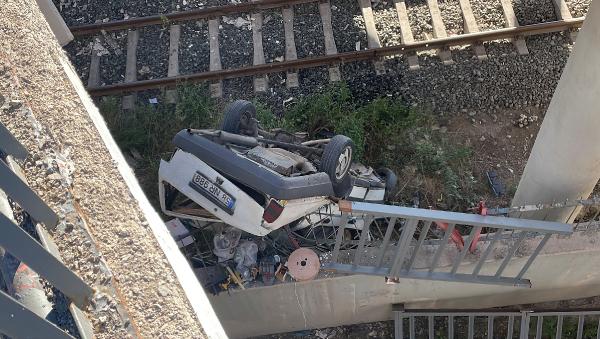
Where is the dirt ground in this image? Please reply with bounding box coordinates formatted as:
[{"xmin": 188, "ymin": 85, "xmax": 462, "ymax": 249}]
[{"xmin": 447, "ymin": 107, "xmax": 544, "ymax": 207}]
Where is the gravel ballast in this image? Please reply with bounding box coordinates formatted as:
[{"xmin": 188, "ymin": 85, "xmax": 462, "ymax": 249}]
[
  {"xmin": 58, "ymin": 0, "xmax": 591, "ymax": 115},
  {"xmin": 566, "ymin": 0, "xmax": 591, "ymax": 17},
  {"xmin": 294, "ymin": 3, "xmax": 326, "ymax": 58},
  {"xmin": 220, "ymin": 14, "xmax": 253, "ymax": 69},
  {"xmin": 180, "ymin": 21, "xmax": 211, "ymax": 74},
  {"xmin": 137, "ymin": 26, "xmax": 170, "ymax": 81},
  {"xmin": 1, "ymin": 1, "xmax": 208, "ymax": 337},
  {"xmin": 330, "ymin": 0, "xmax": 367, "ymax": 52}
]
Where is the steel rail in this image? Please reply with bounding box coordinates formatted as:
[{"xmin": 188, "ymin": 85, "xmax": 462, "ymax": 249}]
[
  {"xmin": 69, "ymin": 0, "xmax": 320, "ymax": 36},
  {"xmin": 86, "ymin": 17, "xmax": 585, "ymax": 96}
]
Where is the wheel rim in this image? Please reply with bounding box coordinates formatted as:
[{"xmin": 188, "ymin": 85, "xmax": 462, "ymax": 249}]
[
  {"xmin": 335, "ymin": 146, "xmax": 352, "ymax": 180},
  {"xmin": 240, "ymin": 111, "xmax": 251, "ymax": 129}
]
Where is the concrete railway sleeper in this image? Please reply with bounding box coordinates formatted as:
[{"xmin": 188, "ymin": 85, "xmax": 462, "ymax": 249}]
[{"xmin": 67, "ymin": 0, "xmax": 585, "ymax": 99}]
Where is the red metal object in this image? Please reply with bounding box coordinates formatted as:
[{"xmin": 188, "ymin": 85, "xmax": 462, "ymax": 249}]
[
  {"xmin": 434, "ymin": 221, "xmax": 465, "ymax": 250},
  {"xmin": 434, "ymin": 201, "xmax": 487, "ymax": 253},
  {"xmin": 469, "ymin": 201, "xmax": 486, "ymax": 253}
]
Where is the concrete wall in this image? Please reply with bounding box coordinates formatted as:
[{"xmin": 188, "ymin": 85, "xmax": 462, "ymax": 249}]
[
  {"xmin": 209, "ymin": 231, "xmax": 600, "ymax": 337},
  {"xmin": 512, "ymin": 0, "xmax": 600, "ymax": 222},
  {"xmin": 35, "ymin": 0, "xmax": 73, "ymax": 46}
]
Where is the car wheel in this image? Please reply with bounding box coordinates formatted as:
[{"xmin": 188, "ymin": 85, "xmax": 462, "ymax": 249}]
[
  {"xmin": 320, "ymin": 135, "xmax": 354, "ymax": 198},
  {"xmin": 376, "ymin": 167, "xmax": 398, "ymax": 201},
  {"xmin": 221, "ymin": 100, "xmax": 258, "ymax": 136}
]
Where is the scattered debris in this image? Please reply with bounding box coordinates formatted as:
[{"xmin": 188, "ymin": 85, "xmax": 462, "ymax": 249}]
[
  {"xmin": 287, "ymin": 248, "xmax": 320, "ymax": 282},
  {"xmin": 213, "ymin": 227, "xmax": 241, "ymax": 262},
  {"xmin": 234, "ymin": 240, "xmax": 258, "ymax": 281},
  {"xmin": 515, "ymin": 114, "xmax": 539, "ymax": 128},
  {"xmin": 487, "ymin": 170, "xmax": 506, "ymax": 197},
  {"xmin": 138, "ymin": 65, "xmax": 151, "ymax": 75},
  {"xmin": 222, "ymin": 16, "xmax": 251, "ymax": 29}
]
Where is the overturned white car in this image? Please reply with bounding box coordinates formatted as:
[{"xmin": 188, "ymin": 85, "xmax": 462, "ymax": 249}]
[{"xmin": 159, "ymin": 100, "xmax": 397, "ymax": 236}]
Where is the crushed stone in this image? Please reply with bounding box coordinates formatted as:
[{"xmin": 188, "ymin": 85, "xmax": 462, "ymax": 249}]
[{"xmin": 1, "ymin": 0, "xmax": 206, "ymax": 337}]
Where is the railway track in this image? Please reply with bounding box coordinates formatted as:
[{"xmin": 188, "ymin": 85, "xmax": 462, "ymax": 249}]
[{"xmin": 69, "ymin": 0, "xmax": 585, "ymax": 106}]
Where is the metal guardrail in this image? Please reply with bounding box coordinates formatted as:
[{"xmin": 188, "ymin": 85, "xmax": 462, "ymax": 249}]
[
  {"xmin": 0, "ymin": 121, "xmax": 94, "ymax": 338},
  {"xmin": 394, "ymin": 307, "xmax": 600, "ymax": 339},
  {"xmin": 324, "ymin": 201, "xmax": 573, "ymax": 287}
]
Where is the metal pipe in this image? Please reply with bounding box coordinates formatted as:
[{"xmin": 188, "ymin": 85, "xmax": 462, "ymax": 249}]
[
  {"xmin": 301, "ymin": 138, "xmax": 330, "ymax": 146},
  {"xmin": 508, "ymin": 315, "xmax": 515, "ymax": 339},
  {"xmin": 515, "ymin": 234, "xmax": 551, "ymax": 280},
  {"xmin": 330, "ymin": 213, "xmax": 349, "ymax": 262},
  {"xmin": 389, "ymin": 219, "xmax": 419, "ymax": 276},
  {"xmin": 451, "ymin": 226, "xmax": 481, "ymax": 274},
  {"xmin": 472, "ymin": 228, "xmax": 504, "ymax": 275},
  {"xmin": 353, "ymin": 215, "xmax": 374, "ymax": 267},
  {"xmin": 376, "ymin": 217, "xmax": 397, "ymax": 268},
  {"xmin": 488, "ymin": 316, "xmax": 494, "ymax": 339},
  {"xmin": 429, "ymin": 223, "xmax": 455, "ymax": 273},
  {"xmin": 407, "ymin": 221, "xmax": 432, "ymax": 270},
  {"xmin": 494, "ymin": 232, "xmax": 527, "ymax": 278}
]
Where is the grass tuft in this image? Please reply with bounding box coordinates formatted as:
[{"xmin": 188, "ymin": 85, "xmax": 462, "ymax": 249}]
[{"xmin": 98, "ymin": 82, "xmax": 477, "ymax": 211}]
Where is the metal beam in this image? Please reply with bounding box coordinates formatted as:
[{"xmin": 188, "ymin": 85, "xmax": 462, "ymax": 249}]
[
  {"xmin": 323, "ymin": 263, "xmax": 532, "ymax": 287},
  {"xmin": 0, "ymin": 161, "xmax": 58, "ymax": 227},
  {"xmin": 347, "ymin": 201, "xmax": 572, "ymax": 234},
  {"xmin": 0, "ymin": 122, "xmax": 28, "ymax": 159},
  {"xmin": 0, "ymin": 290, "xmax": 73, "ymax": 339},
  {"xmin": 0, "ymin": 213, "xmax": 93, "ymax": 307}
]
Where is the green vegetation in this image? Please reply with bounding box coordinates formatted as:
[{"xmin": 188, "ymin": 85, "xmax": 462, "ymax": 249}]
[
  {"xmin": 98, "ymin": 82, "xmax": 477, "ymax": 211},
  {"xmin": 539, "ymin": 315, "xmax": 600, "ymax": 338},
  {"xmin": 99, "ymin": 84, "xmax": 219, "ymax": 206},
  {"xmin": 255, "ymin": 83, "xmax": 476, "ymax": 209}
]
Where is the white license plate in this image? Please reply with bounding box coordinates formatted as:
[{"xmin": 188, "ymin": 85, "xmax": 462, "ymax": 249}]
[{"xmin": 190, "ymin": 172, "xmax": 235, "ymax": 212}]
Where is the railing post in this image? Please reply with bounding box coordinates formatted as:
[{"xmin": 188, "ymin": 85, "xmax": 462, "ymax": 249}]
[
  {"xmin": 0, "ymin": 290, "xmax": 73, "ymax": 339},
  {"xmin": 0, "ymin": 122, "xmax": 28, "ymax": 159},
  {"xmin": 389, "ymin": 218, "xmax": 419, "ymax": 277},
  {"xmin": 393, "ymin": 304, "xmax": 404, "ymax": 339},
  {"xmin": 353, "ymin": 215, "xmax": 374, "ymax": 267},
  {"xmin": 0, "ymin": 214, "xmax": 94, "ymax": 308},
  {"xmin": 520, "ymin": 311, "xmax": 531, "ymax": 339},
  {"xmin": 0, "ymin": 161, "xmax": 58, "ymax": 227}
]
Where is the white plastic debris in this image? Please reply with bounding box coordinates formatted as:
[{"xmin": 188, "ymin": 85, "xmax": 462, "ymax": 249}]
[
  {"xmin": 234, "ymin": 240, "xmax": 258, "ymax": 281},
  {"xmin": 222, "ymin": 16, "xmax": 251, "ymax": 28},
  {"xmin": 165, "ymin": 219, "xmax": 194, "ymax": 248},
  {"xmin": 213, "ymin": 227, "xmax": 241, "ymax": 262}
]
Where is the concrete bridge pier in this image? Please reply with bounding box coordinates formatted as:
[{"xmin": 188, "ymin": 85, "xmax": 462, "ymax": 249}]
[{"xmin": 512, "ymin": 0, "xmax": 600, "ymax": 222}]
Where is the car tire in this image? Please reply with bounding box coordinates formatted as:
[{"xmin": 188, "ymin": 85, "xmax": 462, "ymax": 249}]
[
  {"xmin": 222, "ymin": 100, "xmax": 258, "ymax": 136},
  {"xmin": 376, "ymin": 167, "xmax": 398, "ymax": 201},
  {"xmin": 320, "ymin": 135, "xmax": 354, "ymax": 198}
]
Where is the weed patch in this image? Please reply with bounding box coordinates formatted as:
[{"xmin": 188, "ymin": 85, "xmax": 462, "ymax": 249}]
[
  {"xmin": 98, "ymin": 83, "xmax": 477, "ymax": 211},
  {"xmin": 98, "ymin": 84, "xmax": 218, "ymax": 207},
  {"xmin": 256, "ymin": 84, "xmax": 477, "ymax": 209}
]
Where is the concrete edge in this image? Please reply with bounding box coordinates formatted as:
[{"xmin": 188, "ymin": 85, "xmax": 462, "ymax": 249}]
[
  {"xmin": 34, "ymin": 0, "xmax": 73, "ymax": 46},
  {"xmin": 56, "ymin": 54, "xmax": 228, "ymax": 339}
]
